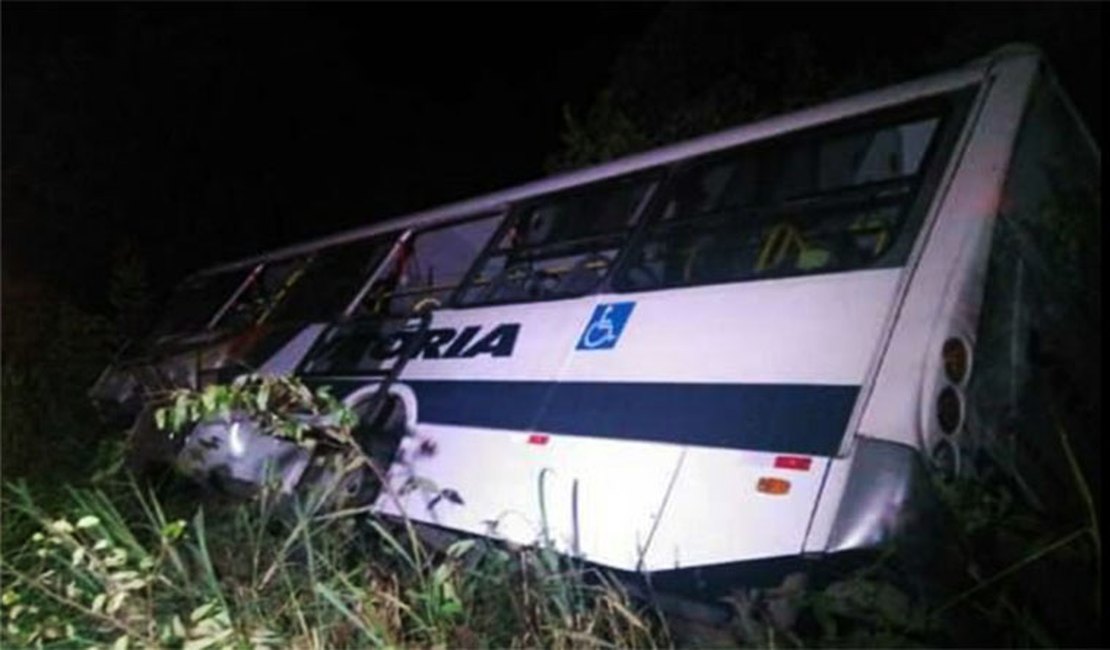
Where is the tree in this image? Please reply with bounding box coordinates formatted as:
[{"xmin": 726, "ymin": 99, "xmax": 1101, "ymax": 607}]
[{"xmin": 546, "ymin": 4, "xmax": 1100, "ymax": 172}]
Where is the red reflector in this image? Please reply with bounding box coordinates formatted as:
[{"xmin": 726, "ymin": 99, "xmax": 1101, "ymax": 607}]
[
  {"xmin": 527, "ymin": 434, "xmax": 549, "ymax": 445},
  {"xmin": 774, "ymin": 456, "xmax": 812, "ymax": 471}
]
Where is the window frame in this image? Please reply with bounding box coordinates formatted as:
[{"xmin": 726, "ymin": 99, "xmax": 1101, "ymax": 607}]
[
  {"xmin": 377, "ymin": 210, "xmax": 507, "ymax": 315},
  {"xmin": 610, "ymin": 87, "xmax": 977, "ymax": 294},
  {"xmin": 449, "ymin": 169, "xmax": 663, "ymax": 309}
]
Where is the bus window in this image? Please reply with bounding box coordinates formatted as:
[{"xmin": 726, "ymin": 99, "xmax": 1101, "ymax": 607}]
[
  {"xmin": 616, "ymin": 110, "xmax": 946, "ymax": 291},
  {"xmin": 365, "ymin": 215, "xmax": 501, "ymax": 315},
  {"xmin": 264, "ymin": 234, "xmax": 397, "ymax": 324},
  {"xmin": 456, "ymin": 176, "xmax": 656, "ymax": 306},
  {"xmin": 217, "ymin": 257, "xmax": 308, "ymax": 329}
]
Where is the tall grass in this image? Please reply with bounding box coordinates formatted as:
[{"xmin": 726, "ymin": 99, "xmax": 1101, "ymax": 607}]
[{"xmin": 0, "ymin": 469, "xmax": 669, "ymax": 649}]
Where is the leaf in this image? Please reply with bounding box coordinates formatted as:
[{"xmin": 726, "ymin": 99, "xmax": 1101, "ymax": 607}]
[
  {"xmin": 314, "ymin": 583, "xmax": 383, "ymax": 645},
  {"xmin": 183, "ymin": 628, "xmax": 233, "ymax": 650},
  {"xmin": 190, "ymin": 601, "xmax": 217, "ymax": 623},
  {"xmin": 161, "ymin": 519, "xmax": 187, "ymax": 542},
  {"xmin": 441, "ymin": 598, "xmax": 463, "ymax": 617},
  {"xmin": 106, "ymin": 591, "xmax": 127, "ymax": 615},
  {"xmin": 255, "ymin": 380, "xmax": 271, "ymax": 412},
  {"xmin": 111, "ymin": 633, "xmax": 129, "ymax": 650},
  {"xmin": 200, "ymin": 383, "xmax": 217, "ymax": 410},
  {"xmin": 171, "ymin": 615, "xmax": 186, "ymax": 639},
  {"xmin": 154, "ymin": 407, "xmax": 168, "ymax": 431},
  {"xmin": 49, "ymin": 519, "xmax": 75, "ymax": 534},
  {"xmin": 172, "ymin": 394, "xmax": 190, "ymax": 432},
  {"xmin": 292, "ymin": 380, "xmax": 314, "ymax": 405}
]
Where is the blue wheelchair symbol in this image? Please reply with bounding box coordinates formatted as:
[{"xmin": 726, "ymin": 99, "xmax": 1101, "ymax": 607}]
[{"xmin": 577, "ymin": 302, "xmax": 635, "ymax": 350}]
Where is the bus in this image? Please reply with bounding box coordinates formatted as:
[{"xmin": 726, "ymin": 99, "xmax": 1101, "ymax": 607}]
[{"xmin": 122, "ymin": 44, "xmax": 1099, "ymax": 599}]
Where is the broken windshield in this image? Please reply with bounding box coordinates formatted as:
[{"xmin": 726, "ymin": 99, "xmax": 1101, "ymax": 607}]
[{"xmin": 148, "ymin": 268, "xmax": 255, "ymax": 340}]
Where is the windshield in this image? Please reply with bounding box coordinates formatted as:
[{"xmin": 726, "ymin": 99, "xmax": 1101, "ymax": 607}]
[{"xmin": 148, "ymin": 268, "xmax": 254, "ymax": 340}]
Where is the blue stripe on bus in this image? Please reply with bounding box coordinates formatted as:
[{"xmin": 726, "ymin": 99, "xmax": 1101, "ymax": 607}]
[{"xmin": 405, "ymin": 380, "xmax": 858, "ymax": 456}]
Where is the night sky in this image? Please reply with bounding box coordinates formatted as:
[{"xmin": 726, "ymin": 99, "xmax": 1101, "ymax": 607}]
[{"xmin": 3, "ymin": 3, "xmax": 1101, "ymax": 314}]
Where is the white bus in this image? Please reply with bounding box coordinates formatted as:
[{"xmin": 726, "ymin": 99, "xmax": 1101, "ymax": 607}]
[{"xmin": 129, "ymin": 44, "xmax": 1099, "ymax": 597}]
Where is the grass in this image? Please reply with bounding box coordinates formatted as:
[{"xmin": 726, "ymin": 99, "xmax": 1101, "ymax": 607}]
[{"xmin": 0, "ymin": 463, "xmax": 670, "ymax": 649}]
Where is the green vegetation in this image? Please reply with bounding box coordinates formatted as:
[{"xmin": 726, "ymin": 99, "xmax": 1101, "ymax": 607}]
[{"xmin": 1, "ymin": 458, "xmax": 668, "ymax": 648}]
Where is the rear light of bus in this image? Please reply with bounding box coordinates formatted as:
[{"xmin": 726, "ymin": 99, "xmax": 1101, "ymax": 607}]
[
  {"xmin": 936, "ymin": 385, "xmax": 963, "ymax": 435},
  {"xmin": 774, "ymin": 456, "xmax": 812, "ymax": 471},
  {"xmin": 527, "ymin": 434, "xmax": 550, "ymax": 445},
  {"xmin": 942, "ymin": 337, "xmax": 972, "ymax": 385},
  {"xmin": 756, "ymin": 477, "xmax": 791, "ymax": 495}
]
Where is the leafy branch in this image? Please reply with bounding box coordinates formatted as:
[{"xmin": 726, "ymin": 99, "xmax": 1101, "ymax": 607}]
[{"xmin": 153, "ymin": 374, "xmax": 356, "ymax": 447}]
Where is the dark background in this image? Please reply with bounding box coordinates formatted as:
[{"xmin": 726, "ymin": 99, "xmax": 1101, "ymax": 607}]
[{"xmin": 2, "ymin": 3, "xmax": 1101, "ymax": 316}]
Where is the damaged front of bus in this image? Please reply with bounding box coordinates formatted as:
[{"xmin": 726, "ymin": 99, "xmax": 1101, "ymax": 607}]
[{"xmin": 90, "ymin": 229, "xmax": 410, "ymax": 485}]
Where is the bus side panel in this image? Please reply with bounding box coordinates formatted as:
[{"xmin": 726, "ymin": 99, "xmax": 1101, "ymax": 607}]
[
  {"xmin": 636, "ymin": 448, "xmax": 831, "ymax": 569},
  {"xmin": 380, "ymin": 269, "xmax": 902, "ymax": 569},
  {"xmin": 376, "ymin": 425, "xmax": 686, "ymax": 571},
  {"xmin": 396, "ymin": 300, "xmax": 595, "ymax": 383},
  {"xmin": 557, "ymin": 269, "xmax": 902, "ymax": 386}
]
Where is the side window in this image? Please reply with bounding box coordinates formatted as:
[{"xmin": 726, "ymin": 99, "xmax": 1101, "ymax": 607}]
[
  {"xmin": 455, "ymin": 176, "xmax": 655, "ymax": 306},
  {"xmin": 615, "ymin": 103, "xmax": 955, "ymax": 292},
  {"xmin": 360, "ymin": 215, "xmax": 501, "ymax": 316},
  {"xmin": 219, "ymin": 257, "xmax": 308, "ymax": 329},
  {"xmin": 265, "ymin": 234, "xmax": 396, "ymax": 324}
]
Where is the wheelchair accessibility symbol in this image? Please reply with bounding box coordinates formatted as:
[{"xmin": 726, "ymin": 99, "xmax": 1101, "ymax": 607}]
[{"xmin": 576, "ymin": 302, "xmax": 635, "ymax": 351}]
